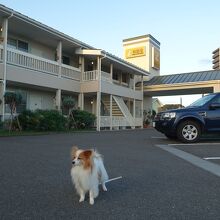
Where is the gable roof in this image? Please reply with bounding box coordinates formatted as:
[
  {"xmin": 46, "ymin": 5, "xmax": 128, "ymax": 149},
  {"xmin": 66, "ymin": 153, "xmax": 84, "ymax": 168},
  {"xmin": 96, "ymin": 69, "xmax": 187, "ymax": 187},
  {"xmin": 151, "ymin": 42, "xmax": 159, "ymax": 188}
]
[{"xmin": 0, "ymin": 4, "xmax": 149, "ymax": 76}]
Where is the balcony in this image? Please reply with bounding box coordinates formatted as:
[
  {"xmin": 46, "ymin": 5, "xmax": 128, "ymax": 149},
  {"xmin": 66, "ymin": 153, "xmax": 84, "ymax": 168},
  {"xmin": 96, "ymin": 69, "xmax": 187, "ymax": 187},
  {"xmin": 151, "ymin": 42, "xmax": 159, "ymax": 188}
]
[
  {"xmin": 82, "ymin": 70, "xmax": 142, "ymax": 99},
  {"xmin": 0, "ymin": 44, "xmax": 81, "ymax": 81}
]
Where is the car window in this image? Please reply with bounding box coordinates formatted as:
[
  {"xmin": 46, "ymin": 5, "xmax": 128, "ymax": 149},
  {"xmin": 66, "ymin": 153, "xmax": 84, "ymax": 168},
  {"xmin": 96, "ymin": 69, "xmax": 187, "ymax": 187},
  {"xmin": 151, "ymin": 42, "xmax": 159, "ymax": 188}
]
[
  {"xmin": 188, "ymin": 94, "xmax": 216, "ymax": 107},
  {"xmin": 211, "ymin": 96, "xmax": 220, "ymax": 104}
]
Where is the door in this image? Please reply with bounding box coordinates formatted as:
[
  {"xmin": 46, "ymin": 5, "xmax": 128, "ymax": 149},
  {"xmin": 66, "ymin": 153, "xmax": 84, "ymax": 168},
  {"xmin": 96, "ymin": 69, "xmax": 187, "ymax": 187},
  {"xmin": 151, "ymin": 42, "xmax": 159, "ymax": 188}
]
[
  {"xmin": 29, "ymin": 93, "xmax": 42, "ymax": 111},
  {"xmin": 205, "ymin": 95, "xmax": 220, "ymax": 131}
]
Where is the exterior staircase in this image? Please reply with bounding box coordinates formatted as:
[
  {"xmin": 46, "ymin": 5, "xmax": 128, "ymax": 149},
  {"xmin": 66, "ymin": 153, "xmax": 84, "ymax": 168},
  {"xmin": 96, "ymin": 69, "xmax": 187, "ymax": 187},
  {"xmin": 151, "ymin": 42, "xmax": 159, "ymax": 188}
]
[
  {"xmin": 102, "ymin": 96, "xmax": 135, "ymax": 127},
  {"xmin": 102, "ymin": 99, "xmax": 123, "ymax": 116}
]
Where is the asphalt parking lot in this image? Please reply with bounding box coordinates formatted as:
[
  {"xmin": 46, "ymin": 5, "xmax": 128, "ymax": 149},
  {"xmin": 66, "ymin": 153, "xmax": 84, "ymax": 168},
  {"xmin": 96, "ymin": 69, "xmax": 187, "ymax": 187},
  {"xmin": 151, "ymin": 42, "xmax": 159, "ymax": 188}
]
[{"xmin": 1, "ymin": 129, "xmax": 220, "ymax": 220}]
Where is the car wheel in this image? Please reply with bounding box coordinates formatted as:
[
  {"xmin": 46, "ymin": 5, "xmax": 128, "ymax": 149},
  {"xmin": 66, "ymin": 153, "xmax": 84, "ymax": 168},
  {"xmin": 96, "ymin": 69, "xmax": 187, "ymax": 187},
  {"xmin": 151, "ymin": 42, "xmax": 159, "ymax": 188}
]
[{"xmin": 177, "ymin": 120, "xmax": 201, "ymax": 143}]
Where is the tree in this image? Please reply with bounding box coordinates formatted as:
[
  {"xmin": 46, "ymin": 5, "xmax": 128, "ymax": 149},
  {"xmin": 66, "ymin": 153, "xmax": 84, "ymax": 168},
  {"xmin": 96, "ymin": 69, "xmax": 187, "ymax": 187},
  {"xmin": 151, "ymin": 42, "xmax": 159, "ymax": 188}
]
[
  {"xmin": 4, "ymin": 91, "xmax": 22, "ymax": 131},
  {"xmin": 62, "ymin": 96, "xmax": 76, "ymax": 129}
]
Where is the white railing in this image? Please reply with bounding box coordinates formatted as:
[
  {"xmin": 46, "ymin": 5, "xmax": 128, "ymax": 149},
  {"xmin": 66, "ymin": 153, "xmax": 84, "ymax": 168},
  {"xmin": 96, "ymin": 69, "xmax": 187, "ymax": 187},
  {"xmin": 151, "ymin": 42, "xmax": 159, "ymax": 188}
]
[
  {"xmin": 100, "ymin": 116, "xmax": 111, "ymax": 127},
  {"xmin": 100, "ymin": 116, "xmax": 142, "ymax": 128},
  {"xmin": 61, "ymin": 64, "xmax": 80, "ymax": 81},
  {"xmin": 100, "ymin": 116, "xmax": 130, "ymax": 127},
  {"xmin": 135, "ymin": 118, "xmax": 143, "ymax": 126},
  {"xmin": 83, "ymin": 70, "xmax": 99, "ymax": 81},
  {"xmin": 7, "ymin": 47, "xmax": 59, "ymax": 76},
  {"xmin": 3, "ymin": 46, "xmax": 80, "ymax": 80},
  {"xmin": 83, "ymin": 70, "xmax": 112, "ymax": 83}
]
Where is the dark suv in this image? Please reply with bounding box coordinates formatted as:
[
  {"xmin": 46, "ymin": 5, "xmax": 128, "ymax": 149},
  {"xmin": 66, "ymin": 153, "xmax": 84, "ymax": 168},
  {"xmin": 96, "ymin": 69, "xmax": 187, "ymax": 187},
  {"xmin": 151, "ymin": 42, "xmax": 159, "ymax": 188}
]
[{"xmin": 153, "ymin": 93, "xmax": 220, "ymax": 143}]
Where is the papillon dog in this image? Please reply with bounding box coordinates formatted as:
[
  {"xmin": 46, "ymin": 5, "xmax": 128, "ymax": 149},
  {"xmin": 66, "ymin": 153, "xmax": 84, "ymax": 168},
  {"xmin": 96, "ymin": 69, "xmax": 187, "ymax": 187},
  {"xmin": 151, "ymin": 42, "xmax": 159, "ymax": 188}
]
[{"xmin": 70, "ymin": 146, "xmax": 109, "ymax": 205}]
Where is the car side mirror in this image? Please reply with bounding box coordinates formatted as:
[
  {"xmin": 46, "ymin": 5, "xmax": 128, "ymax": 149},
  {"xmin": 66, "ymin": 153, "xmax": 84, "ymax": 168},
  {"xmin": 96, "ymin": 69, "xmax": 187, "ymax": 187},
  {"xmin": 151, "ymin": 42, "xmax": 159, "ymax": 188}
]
[{"xmin": 209, "ymin": 103, "xmax": 220, "ymax": 110}]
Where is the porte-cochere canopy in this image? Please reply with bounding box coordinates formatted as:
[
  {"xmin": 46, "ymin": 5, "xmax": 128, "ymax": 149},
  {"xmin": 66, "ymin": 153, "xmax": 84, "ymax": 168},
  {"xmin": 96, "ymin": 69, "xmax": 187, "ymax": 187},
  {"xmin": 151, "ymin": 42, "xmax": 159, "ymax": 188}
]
[{"xmin": 142, "ymin": 70, "xmax": 220, "ymax": 96}]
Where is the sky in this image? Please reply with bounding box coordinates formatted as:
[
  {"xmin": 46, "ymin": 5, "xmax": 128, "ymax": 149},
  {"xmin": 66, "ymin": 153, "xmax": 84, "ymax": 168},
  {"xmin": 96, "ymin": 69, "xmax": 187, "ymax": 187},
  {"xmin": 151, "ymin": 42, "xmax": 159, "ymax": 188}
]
[{"xmin": 1, "ymin": 0, "xmax": 220, "ymax": 106}]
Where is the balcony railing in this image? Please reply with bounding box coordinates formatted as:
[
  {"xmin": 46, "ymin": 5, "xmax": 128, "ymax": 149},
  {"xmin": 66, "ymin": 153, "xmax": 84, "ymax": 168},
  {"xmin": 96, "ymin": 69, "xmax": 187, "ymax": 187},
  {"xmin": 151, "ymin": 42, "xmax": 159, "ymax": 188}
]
[
  {"xmin": 0, "ymin": 44, "xmax": 80, "ymax": 81},
  {"xmin": 83, "ymin": 70, "xmax": 99, "ymax": 81},
  {"xmin": 100, "ymin": 116, "xmax": 142, "ymax": 128},
  {"xmin": 82, "ymin": 70, "xmax": 135, "ymax": 90},
  {"xmin": 61, "ymin": 64, "xmax": 81, "ymax": 81}
]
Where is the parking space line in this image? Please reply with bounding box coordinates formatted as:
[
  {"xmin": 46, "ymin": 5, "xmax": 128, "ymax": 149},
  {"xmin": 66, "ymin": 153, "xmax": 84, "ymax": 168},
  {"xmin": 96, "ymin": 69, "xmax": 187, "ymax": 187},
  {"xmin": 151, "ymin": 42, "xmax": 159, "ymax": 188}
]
[
  {"xmin": 156, "ymin": 144, "xmax": 220, "ymax": 177},
  {"xmin": 204, "ymin": 157, "xmax": 220, "ymax": 160},
  {"xmin": 168, "ymin": 143, "xmax": 220, "ymax": 146}
]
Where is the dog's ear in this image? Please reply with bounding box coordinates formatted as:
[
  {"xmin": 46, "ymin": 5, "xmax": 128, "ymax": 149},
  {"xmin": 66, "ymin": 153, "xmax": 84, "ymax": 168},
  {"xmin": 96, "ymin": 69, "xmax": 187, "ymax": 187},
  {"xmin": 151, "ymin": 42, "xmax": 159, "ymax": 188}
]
[
  {"xmin": 82, "ymin": 150, "xmax": 93, "ymax": 159},
  {"xmin": 71, "ymin": 146, "xmax": 78, "ymax": 159}
]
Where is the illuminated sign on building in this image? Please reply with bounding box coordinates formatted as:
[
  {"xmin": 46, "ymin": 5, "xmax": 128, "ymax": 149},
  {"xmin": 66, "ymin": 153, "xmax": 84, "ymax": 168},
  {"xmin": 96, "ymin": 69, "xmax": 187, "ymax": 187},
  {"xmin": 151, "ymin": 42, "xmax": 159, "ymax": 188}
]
[
  {"xmin": 125, "ymin": 46, "xmax": 146, "ymax": 59},
  {"xmin": 152, "ymin": 47, "xmax": 160, "ymax": 70}
]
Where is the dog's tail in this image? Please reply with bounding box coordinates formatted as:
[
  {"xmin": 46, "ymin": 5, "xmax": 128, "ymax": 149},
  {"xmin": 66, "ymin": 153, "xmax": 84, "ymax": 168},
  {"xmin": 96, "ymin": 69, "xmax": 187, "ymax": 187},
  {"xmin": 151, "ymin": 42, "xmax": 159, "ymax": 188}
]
[
  {"xmin": 99, "ymin": 161, "xmax": 109, "ymax": 183},
  {"xmin": 93, "ymin": 150, "xmax": 109, "ymax": 183}
]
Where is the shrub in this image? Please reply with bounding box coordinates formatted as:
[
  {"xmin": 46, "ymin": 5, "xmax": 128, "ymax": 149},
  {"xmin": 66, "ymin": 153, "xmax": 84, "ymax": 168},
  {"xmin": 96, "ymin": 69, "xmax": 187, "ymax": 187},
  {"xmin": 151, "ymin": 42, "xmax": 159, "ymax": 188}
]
[
  {"xmin": 70, "ymin": 109, "xmax": 96, "ymax": 129},
  {"xmin": 19, "ymin": 109, "xmax": 67, "ymax": 131}
]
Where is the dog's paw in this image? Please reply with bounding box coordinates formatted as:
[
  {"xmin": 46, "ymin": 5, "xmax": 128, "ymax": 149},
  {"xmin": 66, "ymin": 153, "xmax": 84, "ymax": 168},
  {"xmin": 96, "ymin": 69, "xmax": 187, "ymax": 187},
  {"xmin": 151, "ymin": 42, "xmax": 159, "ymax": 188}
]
[
  {"xmin": 79, "ymin": 197, "xmax": 85, "ymax": 203},
  {"xmin": 102, "ymin": 184, "xmax": 107, "ymax": 191},
  {"xmin": 89, "ymin": 198, "xmax": 94, "ymax": 205}
]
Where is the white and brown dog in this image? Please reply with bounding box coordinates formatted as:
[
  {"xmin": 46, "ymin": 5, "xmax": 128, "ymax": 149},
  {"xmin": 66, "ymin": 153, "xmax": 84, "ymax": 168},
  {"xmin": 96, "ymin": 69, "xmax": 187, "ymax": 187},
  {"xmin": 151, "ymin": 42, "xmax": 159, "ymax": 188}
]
[{"xmin": 70, "ymin": 146, "xmax": 109, "ymax": 205}]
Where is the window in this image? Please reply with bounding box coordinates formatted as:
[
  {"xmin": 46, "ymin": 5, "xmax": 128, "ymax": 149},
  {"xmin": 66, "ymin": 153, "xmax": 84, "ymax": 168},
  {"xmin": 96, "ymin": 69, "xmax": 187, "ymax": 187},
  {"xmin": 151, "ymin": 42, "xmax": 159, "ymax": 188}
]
[
  {"xmin": 7, "ymin": 38, "xmax": 17, "ymax": 49},
  {"xmin": 18, "ymin": 40, "xmax": 28, "ymax": 52},
  {"xmin": 113, "ymin": 72, "xmax": 119, "ymax": 81},
  {"xmin": 122, "ymin": 73, "xmax": 128, "ymax": 83},
  {"xmin": 5, "ymin": 90, "xmax": 27, "ymax": 114},
  {"xmin": 7, "ymin": 38, "xmax": 29, "ymax": 52},
  {"xmin": 62, "ymin": 56, "xmax": 70, "ymax": 65}
]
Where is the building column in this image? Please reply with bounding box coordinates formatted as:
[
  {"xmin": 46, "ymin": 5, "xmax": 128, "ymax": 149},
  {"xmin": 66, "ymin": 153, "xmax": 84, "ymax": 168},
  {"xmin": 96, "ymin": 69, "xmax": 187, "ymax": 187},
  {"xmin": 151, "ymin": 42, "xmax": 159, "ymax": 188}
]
[
  {"xmin": 96, "ymin": 91, "xmax": 101, "ymax": 131},
  {"xmin": 141, "ymin": 75, "xmax": 144, "ymax": 128},
  {"xmin": 133, "ymin": 99, "xmax": 136, "ymax": 125},
  {"xmin": 79, "ymin": 56, "xmax": 85, "ymax": 82},
  {"xmin": 78, "ymin": 93, "xmax": 84, "ymax": 110},
  {"xmin": 214, "ymin": 82, "xmax": 220, "ymax": 92},
  {"xmin": 110, "ymin": 63, "xmax": 113, "ymax": 80},
  {"xmin": 1, "ymin": 18, "xmax": 8, "ymax": 121},
  {"xmin": 110, "ymin": 94, "xmax": 112, "ymax": 130},
  {"xmin": 56, "ymin": 41, "xmax": 62, "ymax": 78},
  {"xmin": 96, "ymin": 56, "xmax": 102, "ymax": 131},
  {"xmin": 56, "ymin": 89, "xmax": 61, "ymax": 111},
  {"xmin": 133, "ymin": 75, "xmax": 136, "ymax": 91}
]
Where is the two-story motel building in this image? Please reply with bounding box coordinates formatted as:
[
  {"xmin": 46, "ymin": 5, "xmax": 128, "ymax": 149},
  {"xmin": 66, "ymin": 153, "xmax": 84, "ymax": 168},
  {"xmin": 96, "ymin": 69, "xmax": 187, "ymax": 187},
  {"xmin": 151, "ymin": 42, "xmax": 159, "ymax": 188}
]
[{"xmin": 0, "ymin": 5, "xmax": 161, "ymax": 131}]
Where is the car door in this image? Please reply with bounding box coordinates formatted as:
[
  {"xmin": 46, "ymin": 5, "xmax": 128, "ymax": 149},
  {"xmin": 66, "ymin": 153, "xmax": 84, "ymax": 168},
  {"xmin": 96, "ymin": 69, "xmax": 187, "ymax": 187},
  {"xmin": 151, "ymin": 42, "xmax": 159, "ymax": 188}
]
[{"xmin": 205, "ymin": 95, "xmax": 220, "ymax": 131}]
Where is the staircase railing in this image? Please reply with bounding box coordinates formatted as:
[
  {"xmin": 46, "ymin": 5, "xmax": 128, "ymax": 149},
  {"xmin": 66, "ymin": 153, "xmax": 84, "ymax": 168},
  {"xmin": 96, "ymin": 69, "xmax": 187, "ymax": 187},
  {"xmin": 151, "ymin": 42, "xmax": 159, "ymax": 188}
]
[{"xmin": 113, "ymin": 95, "xmax": 135, "ymax": 127}]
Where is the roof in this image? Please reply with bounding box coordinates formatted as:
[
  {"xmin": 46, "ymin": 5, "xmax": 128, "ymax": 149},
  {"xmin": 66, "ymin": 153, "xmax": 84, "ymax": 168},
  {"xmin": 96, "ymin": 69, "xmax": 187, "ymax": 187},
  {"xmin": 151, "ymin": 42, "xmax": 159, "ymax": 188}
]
[
  {"xmin": 0, "ymin": 4, "xmax": 150, "ymax": 77},
  {"xmin": 123, "ymin": 34, "xmax": 160, "ymax": 46},
  {"xmin": 144, "ymin": 70, "xmax": 220, "ymax": 86}
]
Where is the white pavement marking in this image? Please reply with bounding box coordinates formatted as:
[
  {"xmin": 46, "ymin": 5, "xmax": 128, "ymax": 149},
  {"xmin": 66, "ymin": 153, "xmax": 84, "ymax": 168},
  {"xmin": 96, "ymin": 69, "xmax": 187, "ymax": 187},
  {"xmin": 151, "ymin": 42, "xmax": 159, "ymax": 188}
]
[
  {"xmin": 168, "ymin": 143, "xmax": 220, "ymax": 146},
  {"xmin": 157, "ymin": 144, "xmax": 220, "ymax": 177},
  {"xmin": 105, "ymin": 176, "xmax": 122, "ymax": 184},
  {"xmin": 204, "ymin": 157, "xmax": 220, "ymax": 160}
]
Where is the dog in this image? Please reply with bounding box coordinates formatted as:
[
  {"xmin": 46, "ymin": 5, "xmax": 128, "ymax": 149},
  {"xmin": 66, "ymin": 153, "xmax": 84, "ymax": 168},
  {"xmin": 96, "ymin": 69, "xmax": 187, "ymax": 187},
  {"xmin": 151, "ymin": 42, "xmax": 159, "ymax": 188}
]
[{"xmin": 70, "ymin": 146, "xmax": 109, "ymax": 205}]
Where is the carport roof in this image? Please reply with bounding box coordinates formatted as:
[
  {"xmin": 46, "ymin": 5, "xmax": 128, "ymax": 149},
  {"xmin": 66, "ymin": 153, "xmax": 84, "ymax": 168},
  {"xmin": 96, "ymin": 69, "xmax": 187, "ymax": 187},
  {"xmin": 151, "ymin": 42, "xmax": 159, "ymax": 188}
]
[{"xmin": 144, "ymin": 70, "xmax": 220, "ymax": 86}]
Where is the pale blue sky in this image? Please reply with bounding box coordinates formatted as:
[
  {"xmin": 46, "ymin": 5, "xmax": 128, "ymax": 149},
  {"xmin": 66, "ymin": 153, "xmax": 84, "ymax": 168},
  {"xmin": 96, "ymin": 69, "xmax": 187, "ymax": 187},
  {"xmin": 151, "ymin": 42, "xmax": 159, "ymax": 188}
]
[{"xmin": 1, "ymin": 0, "xmax": 220, "ymax": 105}]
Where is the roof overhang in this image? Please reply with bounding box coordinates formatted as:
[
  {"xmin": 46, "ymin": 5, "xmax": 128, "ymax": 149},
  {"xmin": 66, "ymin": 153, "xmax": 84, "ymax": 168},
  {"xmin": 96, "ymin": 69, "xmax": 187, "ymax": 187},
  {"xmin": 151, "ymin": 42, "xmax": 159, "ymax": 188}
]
[
  {"xmin": 144, "ymin": 80, "xmax": 220, "ymax": 96},
  {"xmin": 75, "ymin": 49, "xmax": 104, "ymax": 56}
]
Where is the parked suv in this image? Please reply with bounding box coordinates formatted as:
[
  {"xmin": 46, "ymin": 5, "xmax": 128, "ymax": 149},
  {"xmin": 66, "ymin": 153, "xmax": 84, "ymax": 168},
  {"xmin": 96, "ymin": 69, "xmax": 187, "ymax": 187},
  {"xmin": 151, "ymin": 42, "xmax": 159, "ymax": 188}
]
[{"xmin": 153, "ymin": 93, "xmax": 220, "ymax": 143}]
